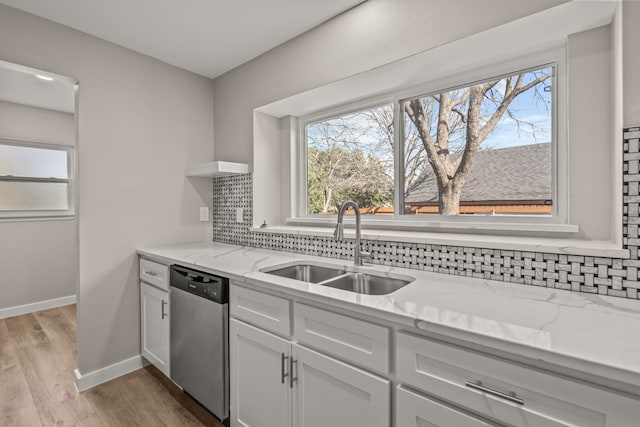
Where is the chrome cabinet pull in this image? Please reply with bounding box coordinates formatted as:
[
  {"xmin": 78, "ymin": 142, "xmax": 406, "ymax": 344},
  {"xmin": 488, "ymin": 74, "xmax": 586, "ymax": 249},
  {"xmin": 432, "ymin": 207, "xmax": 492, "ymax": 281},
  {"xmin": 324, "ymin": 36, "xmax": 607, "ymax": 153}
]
[
  {"xmin": 161, "ymin": 300, "xmax": 167, "ymax": 319},
  {"xmin": 281, "ymin": 353, "xmax": 289, "ymax": 384},
  {"xmin": 465, "ymin": 381, "xmax": 524, "ymax": 405},
  {"xmin": 144, "ymin": 270, "xmax": 158, "ymax": 277},
  {"xmin": 289, "ymin": 356, "xmax": 297, "ymax": 388}
]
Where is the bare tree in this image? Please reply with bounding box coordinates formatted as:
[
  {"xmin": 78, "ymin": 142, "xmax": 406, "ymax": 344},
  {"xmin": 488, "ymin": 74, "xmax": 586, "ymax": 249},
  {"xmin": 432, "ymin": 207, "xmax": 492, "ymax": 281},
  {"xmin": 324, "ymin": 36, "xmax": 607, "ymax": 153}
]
[
  {"xmin": 307, "ymin": 114, "xmax": 393, "ymax": 213},
  {"xmin": 404, "ymin": 70, "xmax": 552, "ymax": 214}
]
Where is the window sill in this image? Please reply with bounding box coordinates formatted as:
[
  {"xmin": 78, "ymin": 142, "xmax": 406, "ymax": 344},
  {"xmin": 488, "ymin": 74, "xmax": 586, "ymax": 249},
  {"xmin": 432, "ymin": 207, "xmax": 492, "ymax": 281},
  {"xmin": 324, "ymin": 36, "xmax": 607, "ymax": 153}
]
[
  {"xmin": 286, "ymin": 216, "xmax": 579, "ymax": 234},
  {"xmin": 0, "ymin": 215, "xmax": 75, "ymax": 223},
  {"xmin": 251, "ymin": 224, "xmax": 629, "ymax": 258}
]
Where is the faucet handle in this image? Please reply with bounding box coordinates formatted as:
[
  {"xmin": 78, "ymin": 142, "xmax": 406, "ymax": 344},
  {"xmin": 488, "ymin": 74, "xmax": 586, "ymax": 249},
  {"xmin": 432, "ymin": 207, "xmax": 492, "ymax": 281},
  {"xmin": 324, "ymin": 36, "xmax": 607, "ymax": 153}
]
[
  {"xmin": 333, "ymin": 223, "xmax": 344, "ymax": 241},
  {"xmin": 360, "ymin": 250, "xmax": 371, "ymax": 260}
]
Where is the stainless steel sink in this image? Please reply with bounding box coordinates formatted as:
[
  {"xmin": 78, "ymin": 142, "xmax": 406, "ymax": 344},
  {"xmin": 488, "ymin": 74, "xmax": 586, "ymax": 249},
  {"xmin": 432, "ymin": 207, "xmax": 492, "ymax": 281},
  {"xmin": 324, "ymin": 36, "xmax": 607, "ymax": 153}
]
[
  {"xmin": 319, "ymin": 272, "xmax": 412, "ymax": 295},
  {"xmin": 261, "ymin": 262, "xmax": 414, "ymax": 295},
  {"xmin": 263, "ymin": 263, "xmax": 346, "ymax": 283}
]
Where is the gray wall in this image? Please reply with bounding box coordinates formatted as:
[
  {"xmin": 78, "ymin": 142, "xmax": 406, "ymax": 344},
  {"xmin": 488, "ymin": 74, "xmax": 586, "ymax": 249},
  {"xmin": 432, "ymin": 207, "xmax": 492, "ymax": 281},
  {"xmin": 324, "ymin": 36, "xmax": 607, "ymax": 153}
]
[
  {"xmin": 0, "ymin": 101, "xmax": 77, "ymax": 310},
  {"xmin": 213, "ymin": 0, "xmax": 568, "ymax": 165},
  {"xmin": 0, "ymin": 4, "xmax": 214, "ymax": 374},
  {"xmin": 624, "ymin": 0, "xmax": 640, "ymax": 127},
  {"xmin": 213, "ymin": 0, "xmax": 621, "ymax": 243}
]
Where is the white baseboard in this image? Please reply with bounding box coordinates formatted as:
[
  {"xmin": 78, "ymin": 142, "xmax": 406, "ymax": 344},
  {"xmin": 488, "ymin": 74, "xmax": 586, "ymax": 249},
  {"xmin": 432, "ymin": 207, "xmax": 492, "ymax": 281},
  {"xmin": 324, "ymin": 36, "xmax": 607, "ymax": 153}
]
[
  {"xmin": 0, "ymin": 294, "xmax": 76, "ymax": 320},
  {"xmin": 74, "ymin": 354, "xmax": 148, "ymax": 392}
]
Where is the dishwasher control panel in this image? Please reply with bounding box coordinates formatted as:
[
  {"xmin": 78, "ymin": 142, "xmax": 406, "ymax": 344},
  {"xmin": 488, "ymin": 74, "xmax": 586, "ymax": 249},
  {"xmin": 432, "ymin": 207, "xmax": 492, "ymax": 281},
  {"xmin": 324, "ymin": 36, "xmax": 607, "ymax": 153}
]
[{"xmin": 170, "ymin": 265, "xmax": 229, "ymax": 303}]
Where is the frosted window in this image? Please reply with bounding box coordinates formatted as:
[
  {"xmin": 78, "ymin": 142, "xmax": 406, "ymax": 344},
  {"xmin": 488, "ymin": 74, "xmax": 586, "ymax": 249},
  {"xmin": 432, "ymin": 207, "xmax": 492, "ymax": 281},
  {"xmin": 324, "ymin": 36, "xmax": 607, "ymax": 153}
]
[
  {"xmin": 0, "ymin": 144, "xmax": 68, "ymax": 179},
  {"xmin": 0, "ymin": 140, "xmax": 74, "ymax": 217},
  {"xmin": 0, "ymin": 182, "xmax": 69, "ymax": 211}
]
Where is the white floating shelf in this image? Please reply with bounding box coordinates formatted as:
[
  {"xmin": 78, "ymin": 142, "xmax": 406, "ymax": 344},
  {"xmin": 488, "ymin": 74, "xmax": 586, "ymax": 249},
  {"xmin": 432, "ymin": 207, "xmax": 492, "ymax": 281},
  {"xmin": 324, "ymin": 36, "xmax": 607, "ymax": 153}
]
[{"xmin": 185, "ymin": 161, "xmax": 249, "ymax": 177}]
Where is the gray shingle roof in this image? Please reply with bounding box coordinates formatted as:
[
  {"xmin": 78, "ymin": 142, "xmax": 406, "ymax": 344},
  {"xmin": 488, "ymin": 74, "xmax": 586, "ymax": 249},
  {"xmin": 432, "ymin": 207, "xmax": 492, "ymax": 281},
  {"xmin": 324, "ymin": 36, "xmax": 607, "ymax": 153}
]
[{"xmin": 405, "ymin": 142, "xmax": 552, "ymax": 204}]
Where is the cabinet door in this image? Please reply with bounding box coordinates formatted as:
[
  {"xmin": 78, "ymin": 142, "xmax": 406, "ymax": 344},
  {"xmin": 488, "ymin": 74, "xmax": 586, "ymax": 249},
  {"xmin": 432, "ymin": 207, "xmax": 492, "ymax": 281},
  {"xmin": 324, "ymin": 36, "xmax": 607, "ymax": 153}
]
[
  {"xmin": 396, "ymin": 385, "xmax": 493, "ymax": 427},
  {"xmin": 140, "ymin": 282, "xmax": 170, "ymax": 376},
  {"xmin": 230, "ymin": 319, "xmax": 292, "ymax": 427},
  {"xmin": 293, "ymin": 343, "xmax": 390, "ymax": 427}
]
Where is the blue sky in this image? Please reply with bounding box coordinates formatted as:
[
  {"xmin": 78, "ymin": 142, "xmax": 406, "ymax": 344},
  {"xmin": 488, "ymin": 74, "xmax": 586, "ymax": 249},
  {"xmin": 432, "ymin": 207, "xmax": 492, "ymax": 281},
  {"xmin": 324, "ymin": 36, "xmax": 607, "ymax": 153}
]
[{"xmin": 482, "ymin": 67, "xmax": 553, "ymax": 149}]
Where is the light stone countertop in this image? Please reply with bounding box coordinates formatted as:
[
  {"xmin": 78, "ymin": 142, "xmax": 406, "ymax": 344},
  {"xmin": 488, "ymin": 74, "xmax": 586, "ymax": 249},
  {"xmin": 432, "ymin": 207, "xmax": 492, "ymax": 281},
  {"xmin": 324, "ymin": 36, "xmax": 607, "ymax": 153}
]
[{"xmin": 138, "ymin": 241, "xmax": 640, "ymax": 393}]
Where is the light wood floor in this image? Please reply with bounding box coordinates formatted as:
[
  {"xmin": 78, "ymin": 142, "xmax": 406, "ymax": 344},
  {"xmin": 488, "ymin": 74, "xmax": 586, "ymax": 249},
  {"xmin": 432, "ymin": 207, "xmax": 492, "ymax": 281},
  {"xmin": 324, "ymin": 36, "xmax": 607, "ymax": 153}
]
[{"xmin": 0, "ymin": 305, "xmax": 225, "ymax": 427}]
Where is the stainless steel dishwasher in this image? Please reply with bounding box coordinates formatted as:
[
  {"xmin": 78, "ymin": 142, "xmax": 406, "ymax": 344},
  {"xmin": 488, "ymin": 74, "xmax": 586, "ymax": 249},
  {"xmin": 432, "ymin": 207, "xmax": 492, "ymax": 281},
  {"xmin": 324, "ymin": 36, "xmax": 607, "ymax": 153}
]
[{"xmin": 169, "ymin": 265, "xmax": 229, "ymax": 421}]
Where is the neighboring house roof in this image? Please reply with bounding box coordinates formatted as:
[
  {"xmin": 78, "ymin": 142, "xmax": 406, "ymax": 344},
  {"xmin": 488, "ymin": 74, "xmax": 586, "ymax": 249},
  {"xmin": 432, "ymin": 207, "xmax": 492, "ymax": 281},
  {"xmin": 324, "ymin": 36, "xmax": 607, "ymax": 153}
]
[{"xmin": 405, "ymin": 142, "xmax": 552, "ymax": 205}]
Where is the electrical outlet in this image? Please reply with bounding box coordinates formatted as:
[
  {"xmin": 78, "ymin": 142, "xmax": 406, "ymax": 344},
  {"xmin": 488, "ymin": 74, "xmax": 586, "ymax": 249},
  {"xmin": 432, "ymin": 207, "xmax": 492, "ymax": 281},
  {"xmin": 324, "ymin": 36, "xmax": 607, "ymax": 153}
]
[
  {"xmin": 236, "ymin": 207, "xmax": 243, "ymax": 223},
  {"xmin": 199, "ymin": 206, "xmax": 209, "ymax": 221}
]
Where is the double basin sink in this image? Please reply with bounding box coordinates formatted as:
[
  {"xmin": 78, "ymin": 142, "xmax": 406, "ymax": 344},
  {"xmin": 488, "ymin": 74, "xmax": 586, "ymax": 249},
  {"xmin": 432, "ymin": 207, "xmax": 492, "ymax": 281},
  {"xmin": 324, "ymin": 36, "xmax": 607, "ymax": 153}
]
[{"xmin": 261, "ymin": 262, "xmax": 414, "ymax": 295}]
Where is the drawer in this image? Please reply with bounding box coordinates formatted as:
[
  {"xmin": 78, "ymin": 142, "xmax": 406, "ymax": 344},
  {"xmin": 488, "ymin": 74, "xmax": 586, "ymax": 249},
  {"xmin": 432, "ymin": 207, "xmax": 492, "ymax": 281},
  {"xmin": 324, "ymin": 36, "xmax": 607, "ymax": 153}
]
[
  {"xmin": 294, "ymin": 303, "xmax": 390, "ymax": 375},
  {"xmin": 396, "ymin": 332, "xmax": 607, "ymax": 427},
  {"xmin": 230, "ymin": 284, "xmax": 291, "ymax": 337},
  {"xmin": 396, "ymin": 385, "xmax": 493, "ymax": 427},
  {"xmin": 139, "ymin": 258, "xmax": 169, "ymax": 290}
]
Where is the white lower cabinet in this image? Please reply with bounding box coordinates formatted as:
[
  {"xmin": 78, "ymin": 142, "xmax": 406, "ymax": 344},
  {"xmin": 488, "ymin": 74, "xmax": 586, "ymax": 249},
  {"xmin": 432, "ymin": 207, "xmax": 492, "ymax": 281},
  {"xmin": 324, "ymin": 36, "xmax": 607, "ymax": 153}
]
[
  {"xmin": 293, "ymin": 344, "xmax": 389, "ymax": 427},
  {"xmin": 230, "ymin": 284, "xmax": 640, "ymax": 427},
  {"xmin": 396, "ymin": 332, "xmax": 640, "ymax": 427},
  {"xmin": 230, "ymin": 318, "xmax": 292, "ymax": 427},
  {"xmin": 140, "ymin": 281, "xmax": 170, "ymax": 376},
  {"xmin": 230, "ymin": 317, "xmax": 390, "ymax": 427}
]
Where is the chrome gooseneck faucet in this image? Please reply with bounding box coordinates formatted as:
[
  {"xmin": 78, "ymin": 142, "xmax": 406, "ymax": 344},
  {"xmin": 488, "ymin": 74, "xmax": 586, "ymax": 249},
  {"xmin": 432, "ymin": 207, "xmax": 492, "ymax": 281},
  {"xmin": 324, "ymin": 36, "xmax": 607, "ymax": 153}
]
[{"xmin": 334, "ymin": 200, "xmax": 370, "ymax": 266}]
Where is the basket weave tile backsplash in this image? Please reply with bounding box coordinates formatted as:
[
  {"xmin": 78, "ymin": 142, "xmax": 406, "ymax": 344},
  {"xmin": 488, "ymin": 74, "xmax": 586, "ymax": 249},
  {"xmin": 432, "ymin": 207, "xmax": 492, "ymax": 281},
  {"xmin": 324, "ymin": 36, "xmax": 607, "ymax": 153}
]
[{"xmin": 212, "ymin": 128, "xmax": 640, "ymax": 300}]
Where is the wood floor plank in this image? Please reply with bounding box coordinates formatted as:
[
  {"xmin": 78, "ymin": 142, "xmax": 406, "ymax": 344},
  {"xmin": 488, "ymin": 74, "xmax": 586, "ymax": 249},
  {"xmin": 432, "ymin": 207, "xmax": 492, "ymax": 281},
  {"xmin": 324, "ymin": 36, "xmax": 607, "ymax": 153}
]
[
  {"xmin": 84, "ymin": 375, "xmax": 169, "ymax": 427},
  {"xmin": 145, "ymin": 365, "xmax": 225, "ymax": 427},
  {"xmin": 122, "ymin": 368, "xmax": 207, "ymax": 426},
  {"xmin": 2, "ymin": 305, "xmax": 226, "ymax": 427},
  {"xmin": 19, "ymin": 341, "xmax": 95, "ymax": 426},
  {"xmin": 34, "ymin": 307, "xmax": 76, "ymax": 349},
  {"xmin": 0, "ymin": 319, "xmax": 19, "ymax": 370},
  {"xmin": 0, "ymin": 361, "xmax": 42, "ymax": 426},
  {"xmin": 59, "ymin": 303, "xmax": 77, "ymax": 326},
  {"xmin": 34, "ymin": 307, "xmax": 77, "ymax": 367},
  {"xmin": 4, "ymin": 312, "xmax": 49, "ymax": 348},
  {"xmin": 71, "ymin": 414, "xmax": 107, "ymax": 427}
]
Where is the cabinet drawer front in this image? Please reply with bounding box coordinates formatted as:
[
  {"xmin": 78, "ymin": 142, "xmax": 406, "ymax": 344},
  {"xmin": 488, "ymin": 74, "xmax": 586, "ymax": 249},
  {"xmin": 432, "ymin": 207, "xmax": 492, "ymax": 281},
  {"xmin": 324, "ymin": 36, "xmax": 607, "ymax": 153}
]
[
  {"xmin": 139, "ymin": 258, "xmax": 169, "ymax": 290},
  {"xmin": 396, "ymin": 385, "xmax": 493, "ymax": 427},
  {"xmin": 230, "ymin": 285, "xmax": 291, "ymax": 337},
  {"xmin": 396, "ymin": 332, "xmax": 606, "ymax": 427},
  {"xmin": 294, "ymin": 303, "xmax": 390, "ymax": 375}
]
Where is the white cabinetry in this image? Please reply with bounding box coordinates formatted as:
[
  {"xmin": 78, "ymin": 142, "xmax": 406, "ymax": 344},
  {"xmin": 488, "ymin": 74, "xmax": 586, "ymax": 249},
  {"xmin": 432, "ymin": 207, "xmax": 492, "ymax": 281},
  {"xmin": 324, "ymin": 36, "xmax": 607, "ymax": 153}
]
[
  {"xmin": 139, "ymin": 258, "xmax": 170, "ymax": 377},
  {"xmin": 396, "ymin": 331, "xmax": 640, "ymax": 427},
  {"xmin": 294, "ymin": 302, "xmax": 390, "ymax": 375},
  {"xmin": 293, "ymin": 344, "xmax": 389, "ymax": 427},
  {"xmin": 230, "ymin": 319, "xmax": 292, "ymax": 427},
  {"xmin": 229, "ymin": 284, "xmax": 390, "ymax": 427},
  {"xmin": 396, "ymin": 385, "xmax": 493, "ymax": 427},
  {"xmin": 230, "ymin": 285, "xmax": 291, "ymax": 337}
]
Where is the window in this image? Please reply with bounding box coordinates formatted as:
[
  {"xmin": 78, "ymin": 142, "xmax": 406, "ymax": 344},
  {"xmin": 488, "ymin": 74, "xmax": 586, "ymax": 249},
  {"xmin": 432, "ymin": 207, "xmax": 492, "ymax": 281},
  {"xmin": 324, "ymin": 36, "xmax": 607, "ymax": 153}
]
[
  {"xmin": 0, "ymin": 139, "xmax": 75, "ymax": 219},
  {"xmin": 301, "ymin": 62, "xmax": 560, "ymax": 226},
  {"xmin": 306, "ymin": 104, "xmax": 394, "ymax": 214}
]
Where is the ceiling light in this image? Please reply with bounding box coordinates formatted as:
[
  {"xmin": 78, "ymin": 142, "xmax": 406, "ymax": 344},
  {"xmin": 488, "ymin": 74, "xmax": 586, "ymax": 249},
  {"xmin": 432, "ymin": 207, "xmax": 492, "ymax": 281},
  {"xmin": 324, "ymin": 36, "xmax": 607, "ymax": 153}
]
[{"xmin": 35, "ymin": 74, "xmax": 54, "ymax": 81}]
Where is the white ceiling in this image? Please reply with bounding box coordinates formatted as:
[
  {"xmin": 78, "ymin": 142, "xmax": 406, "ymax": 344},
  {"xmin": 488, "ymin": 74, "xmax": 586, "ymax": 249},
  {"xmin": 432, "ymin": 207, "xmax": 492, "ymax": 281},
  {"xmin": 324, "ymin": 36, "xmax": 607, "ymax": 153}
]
[{"xmin": 0, "ymin": 0, "xmax": 365, "ymax": 79}]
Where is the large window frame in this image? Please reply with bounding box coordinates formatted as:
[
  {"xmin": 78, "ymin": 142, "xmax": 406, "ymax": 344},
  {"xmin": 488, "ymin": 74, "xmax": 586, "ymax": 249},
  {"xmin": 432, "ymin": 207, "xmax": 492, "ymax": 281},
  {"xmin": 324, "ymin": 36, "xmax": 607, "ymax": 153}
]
[
  {"xmin": 296, "ymin": 48, "xmax": 568, "ymax": 231},
  {"xmin": 0, "ymin": 138, "xmax": 75, "ymax": 220}
]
